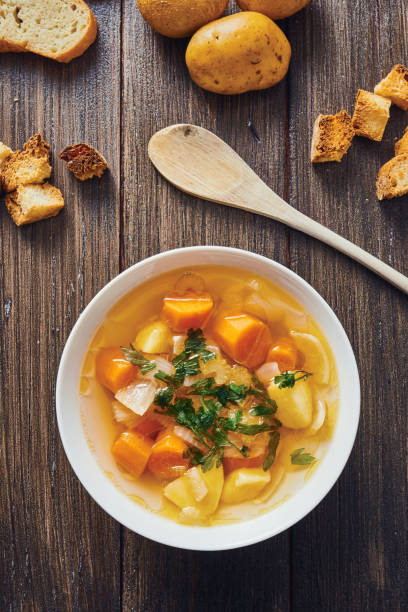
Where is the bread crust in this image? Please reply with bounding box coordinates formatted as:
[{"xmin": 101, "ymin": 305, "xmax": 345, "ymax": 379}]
[
  {"xmin": 5, "ymin": 183, "xmax": 64, "ymax": 226},
  {"xmin": 374, "ymin": 64, "xmax": 408, "ymax": 111},
  {"xmin": 0, "ymin": 134, "xmax": 52, "ymax": 192},
  {"xmin": 0, "ymin": 0, "xmax": 97, "ymax": 63},
  {"xmin": 376, "ymin": 153, "xmax": 408, "ymax": 200},
  {"xmin": 395, "ymin": 127, "xmax": 408, "ymax": 155},
  {"xmin": 351, "ymin": 89, "xmax": 390, "ymax": 141},
  {"xmin": 59, "ymin": 143, "xmax": 108, "ymax": 180},
  {"xmin": 311, "ymin": 111, "xmax": 355, "ymax": 163}
]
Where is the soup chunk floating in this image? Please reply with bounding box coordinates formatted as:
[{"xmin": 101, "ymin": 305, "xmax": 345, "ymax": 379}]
[{"xmin": 81, "ymin": 266, "xmax": 338, "ymax": 525}]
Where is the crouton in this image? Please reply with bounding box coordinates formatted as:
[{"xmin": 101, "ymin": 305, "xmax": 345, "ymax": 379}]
[
  {"xmin": 311, "ymin": 111, "xmax": 355, "ymax": 162},
  {"xmin": 5, "ymin": 183, "xmax": 64, "ymax": 226},
  {"xmin": 376, "ymin": 153, "xmax": 408, "ymax": 200},
  {"xmin": 395, "ymin": 127, "xmax": 408, "ymax": 155},
  {"xmin": 351, "ymin": 89, "xmax": 391, "ymax": 141},
  {"xmin": 0, "ymin": 142, "xmax": 12, "ymax": 165},
  {"xmin": 0, "ymin": 134, "xmax": 52, "ymax": 192},
  {"xmin": 59, "ymin": 143, "xmax": 108, "ymax": 180},
  {"xmin": 374, "ymin": 64, "xmax": 408, "ymax": 110}
]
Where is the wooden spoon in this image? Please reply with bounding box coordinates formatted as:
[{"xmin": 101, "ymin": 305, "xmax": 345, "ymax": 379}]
[{"xmin": 148, "ymin": 124, "xmax": 408, "ymax": 295}]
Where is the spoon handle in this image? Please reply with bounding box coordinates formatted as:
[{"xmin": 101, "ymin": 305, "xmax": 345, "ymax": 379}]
[{"xmin": 278, "ymin": 205, "xmax": 408, "ymax": 294}]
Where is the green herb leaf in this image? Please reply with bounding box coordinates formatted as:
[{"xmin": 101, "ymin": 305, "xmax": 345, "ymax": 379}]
[
  {"xmin": 236, "ymin": 423, "xmax": 275, "ymax": 435},
  {"xmin": 274, "ymin": 370, "xmax": 312, "ymax": 389},
  {"xmin": 201, "ymin": 447, "xmax": 224, "ymax": 473},
  {"xmin": 154, "ymin": 388, "xmax": 173, "ymax": 407},
  {"xmin": 121, "ymin": 345, "xmax": 156, "ymax": 374},
  {"xmin": 183, "ymin": 447, "xmax": 204, "ymax": 466},
  {"xmin": 290, "ymin": 448, "xmax": 316, "ymax": 466},
  {"xmin": 249, "ymin": 403, "xmax": 277, "ymax": 417},
  {"xmin": 190, "ymin": 377, "xmax": 216, "ymax": 394},
  {"xmin": 263, "ymin": 431, "xmax": 280, "ymax": 470},
  {"xmin": 249, "ymin": 375, "xmax": 275, "ymax": 406},
  {"xmin": 154, "ymin": 370, "xmax": 179, "ymax": 386},
  {"xmin": 222, "ymin": 409, "xmax": 243, "ymax": 431}
]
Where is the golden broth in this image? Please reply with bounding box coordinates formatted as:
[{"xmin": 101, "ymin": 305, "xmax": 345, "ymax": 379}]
[{"xmin": 80, "ymin": 265, "xmax": 339, "ymax": 525}]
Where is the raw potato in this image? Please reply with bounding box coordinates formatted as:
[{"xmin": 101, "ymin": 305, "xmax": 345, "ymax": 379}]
[
  {"xmin": 134, "ymin": 321, "xmax": 172, "ymax": 354},
  {"xmin": 268, "ymin": 377, "xmax": 313, "ymax": 429},
  {"xmin": 221, "ymin": 468, "xmax": 271, "ymax": 504},
  {"xmin": 137, "ymin": 0, "xmax": 229, "ymax": 38},
  {"xmin": 185, "ymin": 12, "xmax": 291, "ymax": 95},
  {"xmin": 237, "ymin": 0, "xmax": 311, "ymax": 20}
]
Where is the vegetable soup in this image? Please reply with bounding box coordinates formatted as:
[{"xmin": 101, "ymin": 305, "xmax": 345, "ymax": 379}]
[{"xmin": 80, "ymin": 266, "xmax": 338, "ymax": 525}]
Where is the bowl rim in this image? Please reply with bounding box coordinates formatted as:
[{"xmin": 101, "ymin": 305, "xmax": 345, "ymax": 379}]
[{"xmin": 56, "ymin": 246, "xmax": 360, "ymax": 551}]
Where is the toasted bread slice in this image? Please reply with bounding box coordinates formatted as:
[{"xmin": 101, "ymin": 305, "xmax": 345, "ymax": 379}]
[
  {"xmin": 376, "ymin": 153, "xmax": 408, "ymax": 200},
  {"xmin": 0, "ymin": 0, "xmax": 97, "ymax": 63},
  {"xmin": 0, "ymin": 142, "xmax": 13, "ymax": 164},
  {"xmin": 5, "ymin": 182, "xmax": 64, "ymax": 226},
  {"xmin": 374, "ymin": 64, "xmax": 408, "ymax": 110},
  {"xmin": 0, "ymin": 134, "xmax": 52, "ymax": 192},
  {"xmin": 59, "ymin": 143, "xmax": 108, "ymax": 180},
  {"xmin": 395, "ymin": 127, "xmax": 408, "ymax": 155},
  {"xmin": 311, "ymin": 111, "xmax": 355, "ymax": 162},
  {"xmin": 351, "ymin": 89, "xmax": 391, "ymax": 141}
]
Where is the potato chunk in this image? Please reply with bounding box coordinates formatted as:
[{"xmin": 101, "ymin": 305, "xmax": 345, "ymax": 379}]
[
  {"xmin": 164, "ymin": 464, "xmax": 224, "ymax": 518},
  {"xmin": 134, "ymin": 321, "xmax": 172, "ymax": 354},
  {"xmin": 221, "ymin": 468, "xmax": 271, "ymax": 504},
  {"xmin": 268, "ymin": 377, "xmax": 313, "ymax": 429}
]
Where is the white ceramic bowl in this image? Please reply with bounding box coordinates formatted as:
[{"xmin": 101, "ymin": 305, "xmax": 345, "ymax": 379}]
[{"xmin": 56, "ymin": 246, "xmax": 360, "ymax": 551}]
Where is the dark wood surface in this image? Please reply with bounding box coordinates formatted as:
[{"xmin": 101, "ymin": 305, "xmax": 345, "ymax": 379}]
[{"xmin": 1, "ymin": 1, "xmax": 407, "ymax": 610}]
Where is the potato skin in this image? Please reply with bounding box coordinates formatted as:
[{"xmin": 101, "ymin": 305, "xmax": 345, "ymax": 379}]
[
  {"xmin": 137, "ymin": 0, "xmax": 229, "ymax": 38},
  {"xmin": 237, "ymin": 0, "xmax": 311, "ymax": 20},
  {"xmin": 186, "ymin": 12, "xmax": 291, "ymax": 95}
]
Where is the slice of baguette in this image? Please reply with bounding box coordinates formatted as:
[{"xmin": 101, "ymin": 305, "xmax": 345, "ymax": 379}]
[
  {"xmin": 376, "ymin": 153, "xmax": 408, "ymax": 200},
  {"xmin": 0, "ymin": 0, "xmax": 97, "ymax": 63},
  {"xmin": 0, "ymin": 134, "xmax": 52, "ymax": 192},
  {"xmin": 395, "ymin": 127, "xmax": 408, "ymax": 155},
  {"xmin": 59, "ymin": 143, "xmax": 108, "ymax": 180},
  {"xmin": 5, "ymin": 182, "xmax": 64, "ymax": 226}
]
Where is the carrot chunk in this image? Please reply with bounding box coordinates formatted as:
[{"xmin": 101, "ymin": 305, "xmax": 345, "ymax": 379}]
[
  {"xmin": 95, "ymin": 346, "xmax": 139, "ymax": 394},
  {"xmin": 148, "ymin": 433, "xmax": 189, "ymax": 481},
  {"xmin": 267, "ymin": 337, "xmax": 298, "ymax": 372},
  {"xmin": 223, "ymin": 436, "xmax": 268, "ymax": 474},
  {"xmin": 162, "ymin": 291, "xmax": 214, "ymax": 332},
  {"xmin": 223, "ymin": 452, "xmax": 267, "ymax": 475},
  {"xmin": 112, "ymin": 431, "xmax": 153, "ymax": 479},
  {"xmin": 212, "ymin": 313, "xmax": 272, "ymax": 369},
  {"xmin": 133, "ymin": 416, "xmax": 163, "ymax": 438}
]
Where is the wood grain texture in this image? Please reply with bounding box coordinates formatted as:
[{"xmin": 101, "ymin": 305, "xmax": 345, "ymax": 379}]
[
  {"xmin": 1, "ymin": 2, "xmax": 122, "ymax": 610},
  {"xmin": 1, "ymin": 0, "xmax": 407, "ymax": 610},
  {"xmin": 287, "ymin": 2, "xmax": 408, "ymax": 611}
]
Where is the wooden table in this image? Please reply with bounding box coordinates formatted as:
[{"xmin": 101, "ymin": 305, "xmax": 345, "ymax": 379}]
[{"xmin": 1, "ymin": 1, "xmax": 407, "ymax": 610}]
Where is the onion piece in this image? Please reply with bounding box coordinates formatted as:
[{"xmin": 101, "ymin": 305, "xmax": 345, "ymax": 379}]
[
  {"xmin": 112, "ymin": 401, "xmax": 141, "ymax": 429},
  {"xmin": 115, "ymin": 380, "xmax": 157, "ymax": 416},
  {"xmin": 304, "ymin": 398, "xmax": 327, "ymax": 436},
  {"xmin": 143, "ymin": 356, "xmax": 174, "ymax": 381},
  {"xmin": 256, "ymin": 362, "xmax": 280, "ymax": 385},
  {"xmin": 173, "ymin": 425, "xmax": 207, "ymax": 452}
]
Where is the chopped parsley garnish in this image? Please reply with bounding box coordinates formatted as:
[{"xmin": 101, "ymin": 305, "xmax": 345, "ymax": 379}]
[
  {"xmin": 249, "ymin": 404, "xmax": 277, "ymax": 417},
  {"xmin": 274, "ymin": 370, "xmax": 312, "ymax": 389},
  {"xmin": 290, "ymin": 448, "xmax": 316, "ymax": 466},
  {"xmin": 263, "ymin": 431, "xmax": 280, "ymax": 470},
  {"xmin": 121, "ymin": 344, "xmax": 156, "ymax": 374},
  {"xmin": 151, "ymin": 330, "xmax": 283, "ymax": 472}
]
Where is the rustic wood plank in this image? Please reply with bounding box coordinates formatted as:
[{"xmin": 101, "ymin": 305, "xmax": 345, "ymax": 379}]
[
  {"xmin": 287, "ymin": 2, "xmax": 408, "ymax": 610},
  {"xmin": 120, "ymin": 2, "xmax": 290, "ymax": 610},
  {"xmin": 0, "ymin": 2, "xmax": 122, "ymax": 610}
]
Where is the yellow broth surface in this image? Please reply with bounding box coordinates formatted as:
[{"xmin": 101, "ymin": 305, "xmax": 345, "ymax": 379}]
[{"xmin": 80, "ymin": 266, "xmax": 339, "ymax": 525}]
